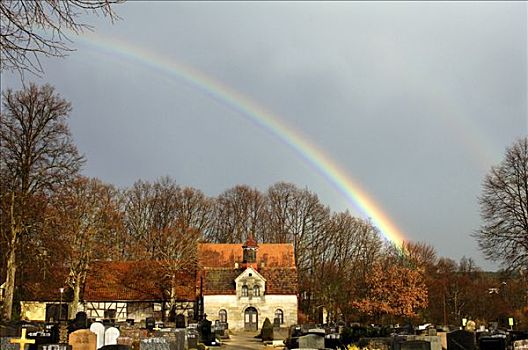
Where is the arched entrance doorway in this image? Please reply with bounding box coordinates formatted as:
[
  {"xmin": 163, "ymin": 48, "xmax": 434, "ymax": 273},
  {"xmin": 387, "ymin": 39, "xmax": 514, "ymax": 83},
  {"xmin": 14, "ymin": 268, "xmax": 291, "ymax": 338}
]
[{"xmin": 244, "ymin": 307, "xmax": 258, "ymax": 331}]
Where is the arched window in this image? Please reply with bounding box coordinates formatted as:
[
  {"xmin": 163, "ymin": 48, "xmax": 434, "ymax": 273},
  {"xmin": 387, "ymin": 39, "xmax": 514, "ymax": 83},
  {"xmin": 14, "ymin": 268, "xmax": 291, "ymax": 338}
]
[
  {"xmin": 241, "ymin": 285, "xmax": 248, "ymax": 297},
  {"xmin": 219, "ymin": 309, "xmax": 227, "ymax": 323},
  {"xmin": 253, "ymin": 285, "xmax": 260, "ymax": 297},
  {"xmin": 275, "ymin": 309, "xmax": 284, "ymax": 324}
]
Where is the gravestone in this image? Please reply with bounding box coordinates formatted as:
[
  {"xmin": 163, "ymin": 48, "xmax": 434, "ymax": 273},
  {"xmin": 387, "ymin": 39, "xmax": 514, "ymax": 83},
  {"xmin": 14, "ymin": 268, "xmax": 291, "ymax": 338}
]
[
  {"xmin": 10, "ymin": 328, "xmax": 36, "ymax": 350},
  {"xmin": 186, "ymin": 329, "xmax": 198, "ymax": 349},
  {"xmin": 172, "ymin": 330, "xmax": 186, "ymax": 350},
  {"xmin": 401, "ymin": 340, "xmax": 431, "ymax": 350},
  {"xmin": 1, "ymin": 337, "xmax": 19, "ymax": 350},
  {"xmin": 69, "ymin": 313, "xmax": 89, "ymax": 333},
  {"xmin": 307, "ymin": 328, "xmax": 326, "ymax": 336},
  {"xmin": 104, "ymin": 328, "xmax": 120, "ymax": 346},
  {"xmin": 198, "ymin": 318, "xmax": 213, "ymax": 344},
  {"xmin": 145, "ymin": 318, "xmax": 155, "ymax": 332},
  {"xmin": 39, "ymin": 345, "xmax": 72, "ymax": 350},
  {"xmin": 298, "ymin": 333, "xmax": 325, "ymax": 349},
  {"xmin": 116, "ymin": 337, "xmax": 132, "ymax": 347},
  {"xmin": 89, "ymin": 323, "xmax": 105, "ymax": 350},
  {"xmin": 46, "ymin": 325, "xmax": 60, "ymax": 344},
  {"xmin": 437, "ymin": 332, "xmax": 447, "ymax": 350},
  {"xmin": 404, "ymin": 335, "xmax": 441, "ymax": 350},
  {"xmin": 360, "ymin": 338, "xmax": 392, "ymax": 350},
  {"xmin": 447, "ymin": 330, "xmax": 476, "ymax": 350},
  {"xmin": 479, "ymin": 336, "xmax": 505, "ymax": 350},
  {"xmin": 99, "ymin": 346, "xmax": 131, "ymax": 350},
  {"xmin": 514, "ymin": 340, "xmax": 528, "ymax": 350},
  {"xmin": 139, "ymin": 337, "xmax": 170, "ymax": 350},
  {"xmin": 175, "ymin": 315, "xmax": 185, "ymax": 329},
  {"xmin": 27, "ymin": 330, "xmax": 53, "ymax": 350},
  {"xmin": 68, "ymin": 330, "xmax": 96, "ymax": 350}
]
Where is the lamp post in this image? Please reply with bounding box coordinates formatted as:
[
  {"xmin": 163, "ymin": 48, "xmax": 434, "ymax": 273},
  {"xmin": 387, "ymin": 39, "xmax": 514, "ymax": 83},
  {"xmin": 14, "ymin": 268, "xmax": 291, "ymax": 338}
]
[{"xmin": 59, "ymin": 288, "xmax": 64, "ymax": 321}]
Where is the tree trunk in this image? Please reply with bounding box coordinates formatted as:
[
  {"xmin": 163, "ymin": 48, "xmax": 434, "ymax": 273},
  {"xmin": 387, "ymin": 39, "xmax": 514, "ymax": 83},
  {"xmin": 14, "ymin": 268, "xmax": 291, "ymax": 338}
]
[
  {"xmin": 3, "ymin": 192, "xmax": 19, "ymax": 321},
  {"xmin": 3, "ymin": 240, "xmax": 17, "ymax": 321},
  {"xmin": 70, "ymin": 275, "xmax": 82, "ymax": 319}
]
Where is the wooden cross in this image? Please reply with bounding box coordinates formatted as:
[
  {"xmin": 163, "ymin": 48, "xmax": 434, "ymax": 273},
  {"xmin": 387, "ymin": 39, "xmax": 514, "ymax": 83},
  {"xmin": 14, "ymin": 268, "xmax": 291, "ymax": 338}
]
[{"xmin": 10, "ymin": 328, "xmax": 35, "ymax": 350}]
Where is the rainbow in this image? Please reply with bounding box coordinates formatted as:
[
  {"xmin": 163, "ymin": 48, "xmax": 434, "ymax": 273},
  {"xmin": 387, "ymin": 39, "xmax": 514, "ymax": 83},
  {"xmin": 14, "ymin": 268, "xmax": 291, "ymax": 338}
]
[{"xmin": 75, "ymin": 31, "xmax": 407, "ymax": 246}]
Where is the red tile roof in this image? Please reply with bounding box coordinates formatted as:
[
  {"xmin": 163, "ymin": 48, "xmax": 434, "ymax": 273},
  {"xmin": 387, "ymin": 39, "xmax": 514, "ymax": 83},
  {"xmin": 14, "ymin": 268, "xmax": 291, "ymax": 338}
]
[
  {"xmin": 198, "ymin": 243, "xmax": 295, "ymax": 268},
  {"xmin": 201, "ymin": 267, "xmax": 298, "ymax": 295},
  {"xmin": 83, "ymin": 261, "xmax": 196, "ymax": 302}
]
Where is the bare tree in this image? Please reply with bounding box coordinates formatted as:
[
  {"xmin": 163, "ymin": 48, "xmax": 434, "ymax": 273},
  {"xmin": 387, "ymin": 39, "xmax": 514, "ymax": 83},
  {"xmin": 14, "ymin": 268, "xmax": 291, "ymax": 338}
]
[
  {"xmin": 1, "ymin": 0, "xmax": 122, "ymax": 75},
  {"xmin": 0, "ymin": 83, "xmax": 84, "ymax": 320},
  {"xmin": 207, "ymin": 185, "xmax": 267, "ymax": 243},
  {"xmin": 475, "ymin": 137, "xmax": 528, "ymax": 271},
  {"xmin": 48, "ymin": 176, "xmax": 120, "ymax": 318}
]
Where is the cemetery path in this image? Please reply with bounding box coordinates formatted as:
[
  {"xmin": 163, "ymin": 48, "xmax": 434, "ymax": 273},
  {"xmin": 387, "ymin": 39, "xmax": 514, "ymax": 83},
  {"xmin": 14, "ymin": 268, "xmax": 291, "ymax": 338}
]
[{"xmin": 221, "ymin": 331, "xmax": 269, "ymax": 350}]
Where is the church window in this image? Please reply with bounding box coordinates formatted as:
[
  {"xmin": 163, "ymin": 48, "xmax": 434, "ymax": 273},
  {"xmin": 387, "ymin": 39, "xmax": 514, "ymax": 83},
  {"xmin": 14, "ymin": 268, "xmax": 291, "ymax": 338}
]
[
  {"xmin": 253, "ymin": 285, "xmax": 260, "ymax": 297},
  {"xmin": 242, "ymin": 285, "xmax": 248, "ymax": 297},
  {"xmin": 275, "ymin": 309, "xmax": 284, "ymax": 324}
]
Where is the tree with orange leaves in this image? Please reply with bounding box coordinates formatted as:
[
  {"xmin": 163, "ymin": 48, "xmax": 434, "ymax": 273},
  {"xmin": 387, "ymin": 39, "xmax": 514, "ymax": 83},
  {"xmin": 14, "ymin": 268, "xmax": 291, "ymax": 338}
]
[{"xmin": 352, "ymin": 254, "xmax": 428, "ymax": 322}]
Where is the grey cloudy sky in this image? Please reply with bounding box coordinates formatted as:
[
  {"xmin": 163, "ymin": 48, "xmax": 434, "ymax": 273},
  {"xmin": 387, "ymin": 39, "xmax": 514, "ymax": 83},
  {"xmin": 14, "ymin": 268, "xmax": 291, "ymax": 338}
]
[{"xmin": 2, "ymin": 2, "xmax": 527, "ymax": 270}]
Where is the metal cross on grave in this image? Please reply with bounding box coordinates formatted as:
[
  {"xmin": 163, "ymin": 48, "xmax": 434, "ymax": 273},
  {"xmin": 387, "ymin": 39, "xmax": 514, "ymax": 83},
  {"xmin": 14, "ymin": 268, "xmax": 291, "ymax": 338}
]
[{"xmin": 10, "ymin": 328, "xmax": 36, "ymax": 350}]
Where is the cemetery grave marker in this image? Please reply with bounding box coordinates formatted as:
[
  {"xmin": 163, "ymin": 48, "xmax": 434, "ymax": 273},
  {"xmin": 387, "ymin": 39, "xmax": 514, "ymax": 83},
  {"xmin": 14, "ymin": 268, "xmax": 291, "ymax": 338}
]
[
  {"xmin": 39, "ymin": 345, "xmax": 72, "ymax": 350},
  {"xmin": 447, "ymin": 330, "xmax": 476, "ymax": 350},
  {"xmin": 10, "ymin": 329, "xmax": 36, "ymax": 350},
  {"xmin": 514, "ymin": 339, "xmax": 528, "ymax": 350},
  {"xmin": 401, "ymin": 340, "xmax": 431, "ymax": 350},
  {"xmin": 298, "ymin": 333, "xmax": 325, "ymax": 349},
  {"xmin": 1, "ymin": 337, "xmax": 19, "ymax": 350},
  {"xmin": 104, "ymin": 328, "xmax": 120, "ymax": 346},
  {"xmin": 27, "ymin": 330, "xmax": 53, "ymax": 350},
  {"xmin": 478, "ymin": 336, "xmax": 505, "ymax": 350},
  {"xmin": 68, "ymin": 329, "xmax": 96, "ymax": 350},
  {"xmin": 89, "ymin": 323, "xmax": 105, "ymax": 350}
]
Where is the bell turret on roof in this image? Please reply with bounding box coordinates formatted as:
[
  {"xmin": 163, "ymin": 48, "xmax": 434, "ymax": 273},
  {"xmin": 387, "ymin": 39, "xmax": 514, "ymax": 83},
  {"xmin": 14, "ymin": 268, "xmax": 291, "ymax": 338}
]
[{"xmin": 243, "ymin": 233, "xmax": 258, "ymax": 248}]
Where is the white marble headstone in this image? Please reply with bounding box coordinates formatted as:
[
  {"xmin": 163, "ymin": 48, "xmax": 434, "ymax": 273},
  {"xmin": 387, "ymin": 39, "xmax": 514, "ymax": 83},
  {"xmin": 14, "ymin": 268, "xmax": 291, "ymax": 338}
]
[
  {"xmin": 89, "ymin": 322, "xmax": 105, "ymax": 349},
  {"xmin": 104, "ymin": 327, "xmax": 120, "ymax": 346}
]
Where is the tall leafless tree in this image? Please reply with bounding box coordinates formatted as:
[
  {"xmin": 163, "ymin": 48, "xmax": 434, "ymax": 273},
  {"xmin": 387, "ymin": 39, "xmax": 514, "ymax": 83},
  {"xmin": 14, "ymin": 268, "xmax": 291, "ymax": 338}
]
[
  {"xmin": 207, "ymin": 185, "xmax": 267, "ymax": 243},
  {"xmin": 48, "ymin": 176, "xmax": 120, "ymax": 318},
  {"xmin": 475, "ymin": 137, "xmax": 528, "ymax": 271},
  {"xmin": 0, "ymin": 83, "xmax": 84, "ymax": 320},
  {"xmin": 1, "ymin": 0, "xmax": 122, "ymax": 75}
]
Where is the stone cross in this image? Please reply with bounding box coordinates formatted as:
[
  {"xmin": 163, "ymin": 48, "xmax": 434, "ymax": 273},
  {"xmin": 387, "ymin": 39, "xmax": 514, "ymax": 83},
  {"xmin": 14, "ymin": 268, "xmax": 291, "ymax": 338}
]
[{"xmin": 10, "ymin": 329, "xmax": 36, "ymax": 350}]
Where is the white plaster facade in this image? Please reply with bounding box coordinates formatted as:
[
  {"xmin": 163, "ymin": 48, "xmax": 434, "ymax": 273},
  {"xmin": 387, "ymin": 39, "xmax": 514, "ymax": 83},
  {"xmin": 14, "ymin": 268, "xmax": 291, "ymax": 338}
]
[{"xmin": 203, "ymin": 267, "xmax": 298, "ymax": 330}]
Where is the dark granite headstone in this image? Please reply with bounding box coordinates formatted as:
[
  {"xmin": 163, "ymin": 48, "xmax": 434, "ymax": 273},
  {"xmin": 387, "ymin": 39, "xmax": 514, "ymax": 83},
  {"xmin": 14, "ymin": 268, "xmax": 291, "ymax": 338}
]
[
  {"xmin": 145, "ymin": 318, "xmax": 155, "ymax": 332},
  {"xmin": 69, "ymin": 313, "xmax": 89, "ymax": 333},
  {"xmin": 27, "ymin": 330, "xmax": 54, "ymax": 350},
  {"xmin": 479, "ymin": 336, "xmax": 505, "ymax": 350},
  {"xmin": 99, "ymin": 345, "xmax": 131, "ymax": 350},
  {"xmin": 198, "ymin": 318, "xmax": 212, "ymax": 344},
  {"xmin": 401, "ymin": 340, "xmax": 431, "ymax": 350},
  {"xmin": 447, "ymin": 330, "xmax": 476, "ymax": 350},
  {"xmin": 175, "ymin": 315, "xmax": 185, "ymax": 329}
]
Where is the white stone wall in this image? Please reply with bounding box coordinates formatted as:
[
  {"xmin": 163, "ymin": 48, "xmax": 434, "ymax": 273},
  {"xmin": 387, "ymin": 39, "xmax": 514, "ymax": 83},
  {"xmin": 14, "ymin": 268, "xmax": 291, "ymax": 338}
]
[
  {"xmin": 20, "ymin": 301, "xmax": 47, "ymax": 321},
  {"xmin": 204, "ymin": 294, "xmax": 297, "ymax": 330}
]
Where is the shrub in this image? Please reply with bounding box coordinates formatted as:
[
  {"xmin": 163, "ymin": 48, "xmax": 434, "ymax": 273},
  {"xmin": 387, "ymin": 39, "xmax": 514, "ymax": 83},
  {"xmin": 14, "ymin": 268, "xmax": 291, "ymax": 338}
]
[{"xmin": 261, "ymin": 317, "xmax": 274, "ymax": 341}]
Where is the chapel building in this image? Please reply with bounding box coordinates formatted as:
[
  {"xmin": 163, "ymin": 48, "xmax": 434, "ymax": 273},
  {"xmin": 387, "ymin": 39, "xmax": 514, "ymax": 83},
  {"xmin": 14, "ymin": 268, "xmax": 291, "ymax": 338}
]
[{"xmin": 198, "ymin": 237, "xmax": 298, "ymax": 330}]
